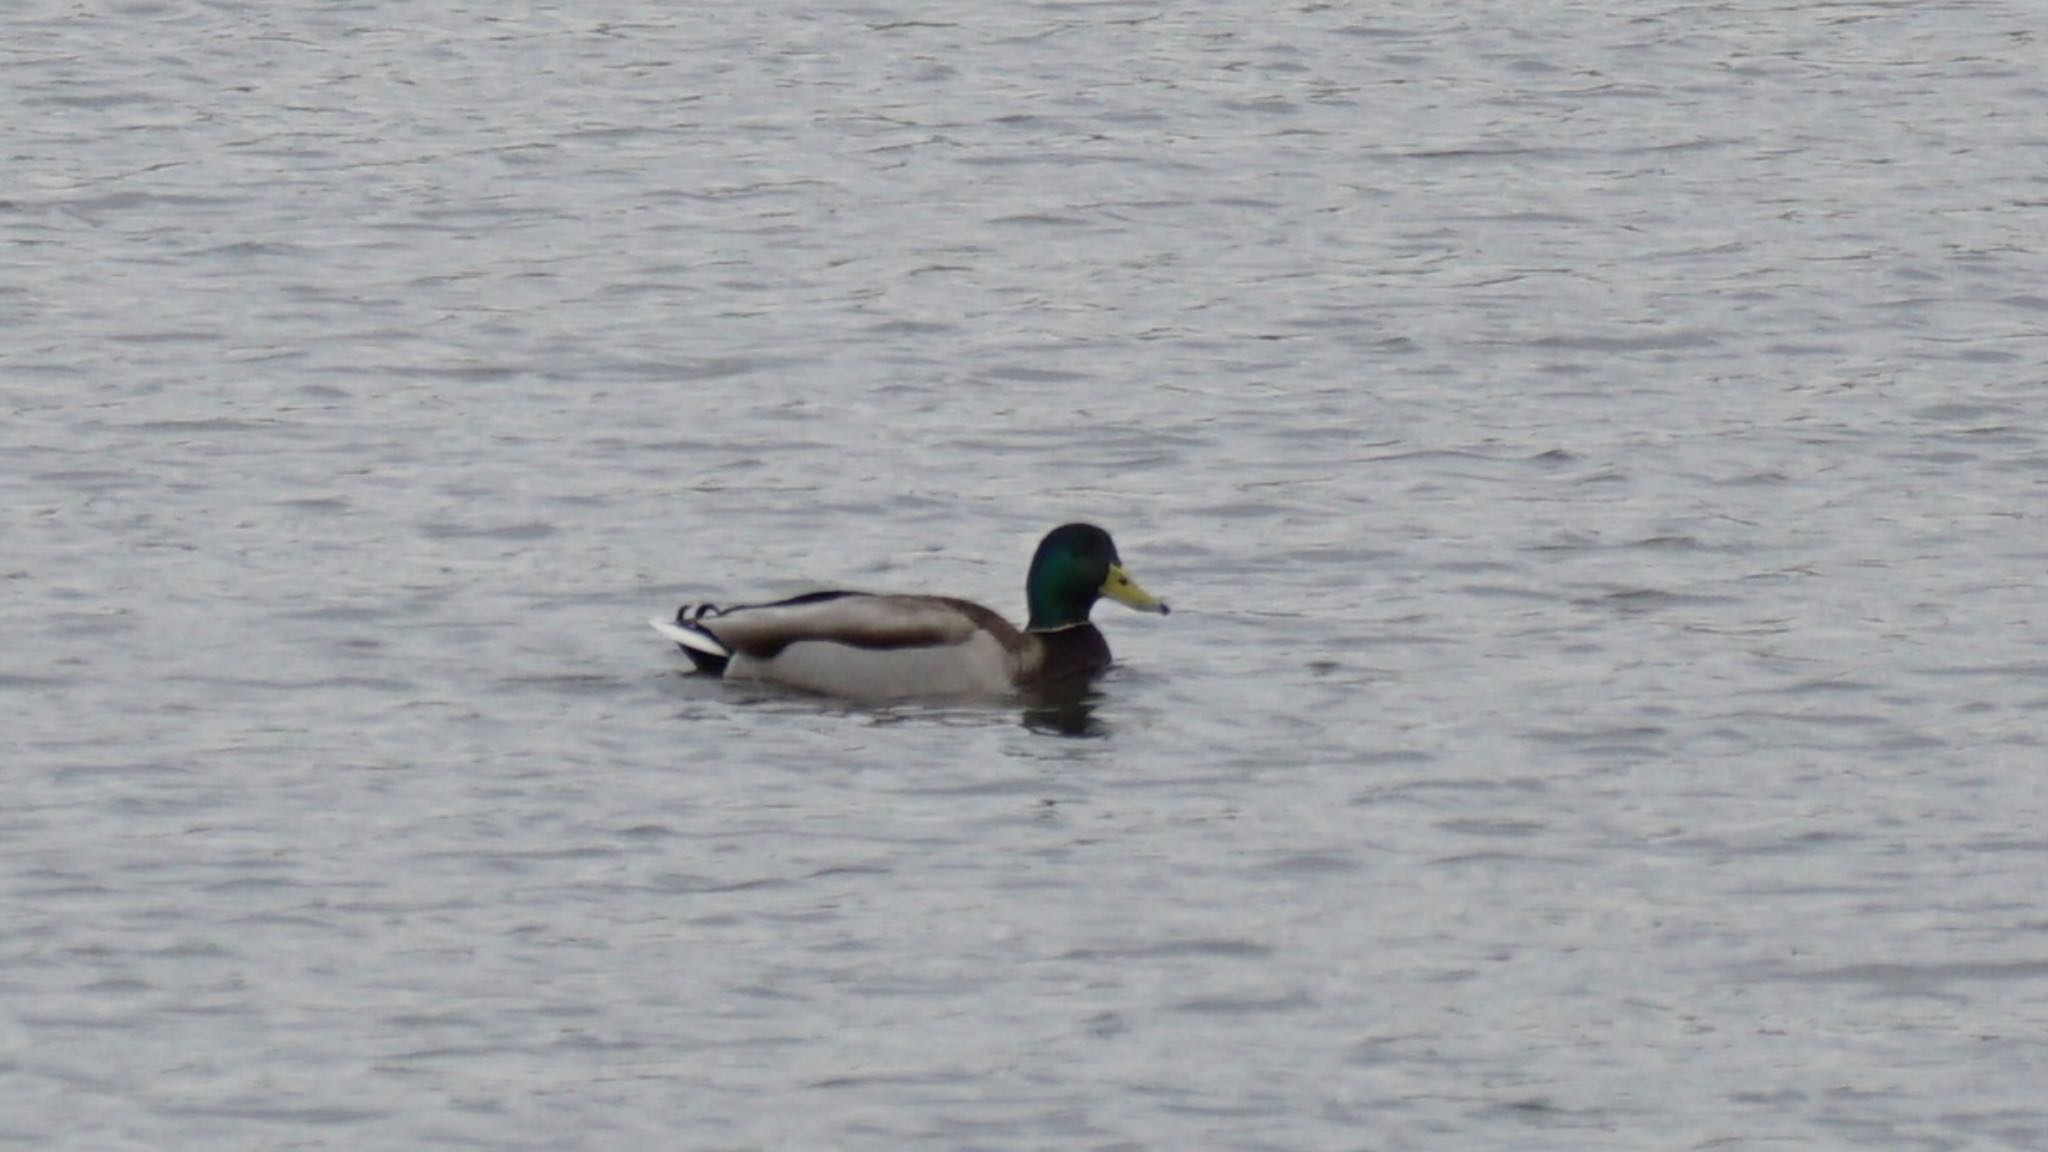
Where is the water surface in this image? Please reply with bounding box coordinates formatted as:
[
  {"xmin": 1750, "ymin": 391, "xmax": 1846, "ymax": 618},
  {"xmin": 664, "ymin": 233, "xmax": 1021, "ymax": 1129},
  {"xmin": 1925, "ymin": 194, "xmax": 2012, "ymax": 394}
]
[{"xmin": 6, "ymin": 1, "xmax": 2048, "ymax": 1148}]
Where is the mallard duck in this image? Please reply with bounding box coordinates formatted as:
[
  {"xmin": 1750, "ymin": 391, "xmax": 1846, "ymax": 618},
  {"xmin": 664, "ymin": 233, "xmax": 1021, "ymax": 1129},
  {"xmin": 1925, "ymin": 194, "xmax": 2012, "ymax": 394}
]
[{"xmin": 651, "ymin": 523, "xmax": 1169, "ymax": 699}]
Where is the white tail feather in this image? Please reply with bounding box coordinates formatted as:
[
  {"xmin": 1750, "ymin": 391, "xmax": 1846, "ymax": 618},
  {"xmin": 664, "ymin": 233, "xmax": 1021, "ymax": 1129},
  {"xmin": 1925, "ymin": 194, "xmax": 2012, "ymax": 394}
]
[{"xmin": 649, "ymin": 616, "xmax": 729, "ymax": 659}]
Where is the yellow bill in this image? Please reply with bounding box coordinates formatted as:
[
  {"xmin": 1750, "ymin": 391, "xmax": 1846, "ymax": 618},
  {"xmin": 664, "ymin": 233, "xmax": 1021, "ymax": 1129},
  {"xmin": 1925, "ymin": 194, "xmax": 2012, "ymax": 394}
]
[{"xmin": 1100, "ymin": 563, "xmax": 1170, "ymax": 615}]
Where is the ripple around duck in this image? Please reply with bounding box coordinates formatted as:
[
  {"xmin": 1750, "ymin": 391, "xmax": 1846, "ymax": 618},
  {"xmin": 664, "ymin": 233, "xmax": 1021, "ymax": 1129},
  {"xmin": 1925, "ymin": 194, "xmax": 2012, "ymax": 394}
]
[
  {"xmin": 1743, "ymin": 959, "xmax": 2048, "ymax": 990},
  {"xmin": 0, "ymin": 673, "xmax": 74, "ymax": 689},
  {"xmin": 1060, "ymin": 939, "xmax": 1274, "ymax": 962}
]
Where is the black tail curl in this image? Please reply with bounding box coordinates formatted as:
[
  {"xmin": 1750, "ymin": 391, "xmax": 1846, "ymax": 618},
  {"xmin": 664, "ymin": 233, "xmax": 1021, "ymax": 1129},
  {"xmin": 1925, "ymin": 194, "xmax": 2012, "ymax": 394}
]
[{"xmin": 669, "ymin": 603, "xmax": 732, "ymax": 674}]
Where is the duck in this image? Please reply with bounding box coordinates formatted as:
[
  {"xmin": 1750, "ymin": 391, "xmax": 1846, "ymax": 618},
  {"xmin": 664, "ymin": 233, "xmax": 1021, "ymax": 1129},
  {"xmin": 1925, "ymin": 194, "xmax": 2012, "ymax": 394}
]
[{"xmin": 651, "ymin": 523, "xmax": 1169, "ymax": 700}]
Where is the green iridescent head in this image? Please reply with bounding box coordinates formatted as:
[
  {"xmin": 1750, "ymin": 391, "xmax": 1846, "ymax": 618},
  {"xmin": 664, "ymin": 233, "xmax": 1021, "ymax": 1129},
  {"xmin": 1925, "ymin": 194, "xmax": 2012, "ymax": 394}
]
[{"xmin": 1024, "ymin": 523, "xmax": 1169, "ymax": 631}]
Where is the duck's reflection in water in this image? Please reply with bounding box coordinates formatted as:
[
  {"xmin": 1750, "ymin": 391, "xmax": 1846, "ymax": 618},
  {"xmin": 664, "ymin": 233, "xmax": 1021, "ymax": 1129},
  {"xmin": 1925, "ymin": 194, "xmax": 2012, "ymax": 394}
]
[{"xmin": 1020, "ymin": 680, "xmax": 1105, "ymax": 738}]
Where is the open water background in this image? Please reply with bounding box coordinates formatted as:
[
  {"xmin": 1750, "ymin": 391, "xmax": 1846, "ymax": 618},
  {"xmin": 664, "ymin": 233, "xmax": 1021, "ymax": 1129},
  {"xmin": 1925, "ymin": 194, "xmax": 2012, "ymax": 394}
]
[{"xmin": 6, "ymin": 2, "xmax": 2048, "ymax": 1148}]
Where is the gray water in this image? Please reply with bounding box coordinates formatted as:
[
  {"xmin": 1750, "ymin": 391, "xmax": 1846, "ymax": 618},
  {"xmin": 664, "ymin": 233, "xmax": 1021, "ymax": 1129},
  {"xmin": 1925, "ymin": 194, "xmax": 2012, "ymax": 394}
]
[{"xmin": 6, "ymin": 1, "xmax": 2048, "ymax": 1148}]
